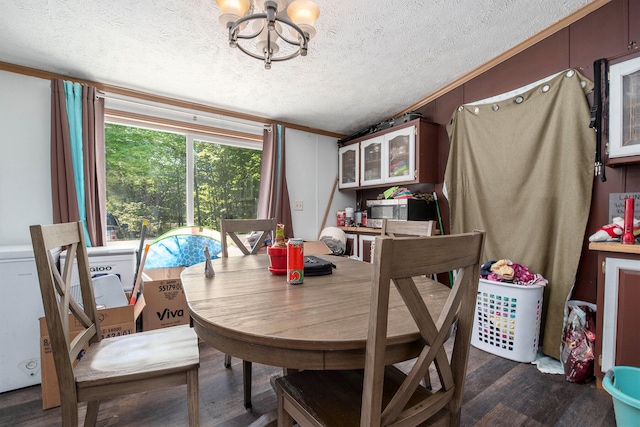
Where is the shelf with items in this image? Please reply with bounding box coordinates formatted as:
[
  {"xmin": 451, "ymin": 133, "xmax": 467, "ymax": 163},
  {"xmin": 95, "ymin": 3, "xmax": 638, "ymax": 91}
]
[{"xmin": 338, "ymin": 118, "xmax": 438, "ymax": 190}]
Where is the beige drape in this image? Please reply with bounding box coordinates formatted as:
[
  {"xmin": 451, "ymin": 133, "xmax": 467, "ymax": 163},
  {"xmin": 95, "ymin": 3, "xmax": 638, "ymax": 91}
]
[
  {"xmin": 81, "ymin": 85, "xmax": 106, "ymax": 246},
  {"xmin": 51, "ymin": 79, "xmax": 79, "ymax": 225},
  {"xmin": 257, "ymin": 124, "xmax": 294, "ymax": 238},
  {"xmin": 444, "ymin": 70, "xmax": 594, "ymax": 359}
]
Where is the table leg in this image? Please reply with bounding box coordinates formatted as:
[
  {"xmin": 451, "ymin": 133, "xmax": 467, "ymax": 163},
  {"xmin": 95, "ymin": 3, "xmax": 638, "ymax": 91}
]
[{"xmin": 243, "ymin": 360, "xmax": 252, "ymax": 409}]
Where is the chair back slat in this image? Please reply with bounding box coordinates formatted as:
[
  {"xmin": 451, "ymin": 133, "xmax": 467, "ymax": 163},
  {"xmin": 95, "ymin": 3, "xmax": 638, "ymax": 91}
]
[
  {"xmin": 384, "ymin": 234, "xmax": 481, "ymax": 278},
  {"xmin": 380, "ymin": 219, "xmax": 435, "ymax": 238},
  {"xmin": 376, "ymin": 219, "xmax": 435, "ymax": 265},
  {"xmin": 220, "ymin": 219, "xmax": 277, "ymax": 257},
  {"xmin": 361, "ymin": 231, "xmax": 485, "ymax": 427}
]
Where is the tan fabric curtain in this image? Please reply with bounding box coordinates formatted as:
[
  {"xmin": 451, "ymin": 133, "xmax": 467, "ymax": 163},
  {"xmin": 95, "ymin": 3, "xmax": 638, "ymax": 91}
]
[
  {"xmin": 50, "ymin": 79, "xmax": 106, "ymax": 246},
  {"xmin": 51, "ymin": 79, "xmax": 80, "ymax": 225},
  {"xmin": 444, "ymin": 70, "xmax": 595, "ymax": 359},
  {"xmin": 257, "ymin": 124, "xmax": 294, "ymax": 238},
  {"xmin": 82, "ymin": 85, "xmax": 106, "ymax": 246}
]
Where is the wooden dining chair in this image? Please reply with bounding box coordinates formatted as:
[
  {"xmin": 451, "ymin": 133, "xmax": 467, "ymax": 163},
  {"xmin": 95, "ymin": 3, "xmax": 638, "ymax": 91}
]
[
  {"xmin": 220, "ymin": 218, "xmax": 277, "ymax": 257},
  {"xmin": 220, "ymin": 217, "xmax": 277, "ymax": 409},
  {"xmin": 275, "ymin": 230, "xmax": 485, "ymax": 427},
  {"xmin": 380, "ymin": 219, "xmax": 436, "ymax": 237},
  {"xmin": 30, "ymin": 222, "xmax": 200, "ymax": 427}
]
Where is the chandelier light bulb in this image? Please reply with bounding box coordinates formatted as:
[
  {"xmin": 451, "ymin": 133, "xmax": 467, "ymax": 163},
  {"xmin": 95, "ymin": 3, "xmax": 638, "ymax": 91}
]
[
  {"xmin": 287, "ymin": 0, "xmax": 319, "ymax": 39},
  {"xmin": 215, "ymin": 0, "xmax": 250, "ymax": 27},
  {"xmin": 287, "ymin": 0, "xmax": 319, "ymax": 27}
]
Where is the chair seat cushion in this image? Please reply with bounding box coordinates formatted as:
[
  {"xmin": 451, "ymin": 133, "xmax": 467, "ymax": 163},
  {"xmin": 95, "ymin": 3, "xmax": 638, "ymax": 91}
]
[
  {"xmin": 276, "ymin": 365, "xmax": 443, "ymax": 426},
  {"xmin": 75, "ymin": 325, "xmax": 199, "ymax": 386}
]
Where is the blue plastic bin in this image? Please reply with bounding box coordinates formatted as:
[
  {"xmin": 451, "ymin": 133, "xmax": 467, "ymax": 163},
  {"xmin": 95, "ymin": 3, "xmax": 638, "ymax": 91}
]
[{"xmin": 602, "ymin": 366, "xmax": 640, "ymax": 427}]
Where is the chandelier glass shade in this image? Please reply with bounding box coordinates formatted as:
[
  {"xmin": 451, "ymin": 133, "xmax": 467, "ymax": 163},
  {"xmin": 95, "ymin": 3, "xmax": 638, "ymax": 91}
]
[{"xmin": 214, "ymin": 0, "xmax": 320, "ymax": 69}]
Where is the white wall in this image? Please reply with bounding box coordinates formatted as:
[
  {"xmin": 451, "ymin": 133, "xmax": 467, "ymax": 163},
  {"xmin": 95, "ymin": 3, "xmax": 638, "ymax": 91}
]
[
  {"xmin": 286, "ymin": 129, "xmax": 355, "ymax": 241},
  {"xmin": 0, "ymin": 71, "xmax": 53, "ymax": 245}
]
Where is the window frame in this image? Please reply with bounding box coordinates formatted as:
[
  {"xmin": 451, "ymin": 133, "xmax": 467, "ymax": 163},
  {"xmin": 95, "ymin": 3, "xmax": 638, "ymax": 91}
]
[{"xmin": 104, "ymin": 106, "xmax": 263, "ymax": 230}]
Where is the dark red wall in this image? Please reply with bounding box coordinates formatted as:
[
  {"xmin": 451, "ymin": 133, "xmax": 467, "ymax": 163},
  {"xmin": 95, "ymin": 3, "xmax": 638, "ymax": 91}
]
[{"xmin": 415, "ymin": 0, "xmax": 640, "ymax": 303}]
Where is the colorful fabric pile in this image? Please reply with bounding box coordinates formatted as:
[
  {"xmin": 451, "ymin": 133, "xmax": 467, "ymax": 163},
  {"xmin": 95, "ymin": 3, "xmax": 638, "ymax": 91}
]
[
  {"xmin": 381, "ymin": 186, "xmax": 412, "ymax": 199},
  {"xmin": 480, "ymin": 259, "xmax": 547, "ymax": 286}
]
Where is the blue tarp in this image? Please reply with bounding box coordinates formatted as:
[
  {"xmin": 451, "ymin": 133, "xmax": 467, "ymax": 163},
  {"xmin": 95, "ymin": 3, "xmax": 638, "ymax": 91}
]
[{"xmin": 145, "ymin": 226, "xmax": 222, "ymax": 269}]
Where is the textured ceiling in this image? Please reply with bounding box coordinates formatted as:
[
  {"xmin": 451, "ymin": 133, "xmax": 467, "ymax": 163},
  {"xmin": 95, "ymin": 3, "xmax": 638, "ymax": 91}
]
[{"xmin": 0, "ymin": 0, "xmax": 592, "ymax": 136}]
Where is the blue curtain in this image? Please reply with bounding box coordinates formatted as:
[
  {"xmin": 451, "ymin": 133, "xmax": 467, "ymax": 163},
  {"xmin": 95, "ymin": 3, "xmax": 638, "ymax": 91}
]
[{"xmin": 63, "ymin": 81, "xmax": 91, "ymax": 246}]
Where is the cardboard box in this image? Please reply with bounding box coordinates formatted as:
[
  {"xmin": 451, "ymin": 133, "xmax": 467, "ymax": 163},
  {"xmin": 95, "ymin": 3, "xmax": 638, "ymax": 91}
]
[
  {"xmin": 141, "ymin": 267, "xmax": 189, "ymax": 331},
  {"xmin": 304, "ymin": 240, "xmax": 332, "ymax": 255},
  {"xmin": 39, "ymin": 296, "xmax": 144, "ymax": 409}
]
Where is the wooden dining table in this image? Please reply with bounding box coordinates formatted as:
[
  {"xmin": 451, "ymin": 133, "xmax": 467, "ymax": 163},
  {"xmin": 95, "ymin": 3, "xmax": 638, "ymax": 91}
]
[{"xmin": 180, "ymin": 254, "xmax": 450, "ymax": 371}]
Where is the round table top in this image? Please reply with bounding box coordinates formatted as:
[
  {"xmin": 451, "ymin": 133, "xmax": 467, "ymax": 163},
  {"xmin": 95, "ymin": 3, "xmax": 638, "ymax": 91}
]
[{"xmin": 181, "ymin": 255, "xmax": 449, "ymax": 369}]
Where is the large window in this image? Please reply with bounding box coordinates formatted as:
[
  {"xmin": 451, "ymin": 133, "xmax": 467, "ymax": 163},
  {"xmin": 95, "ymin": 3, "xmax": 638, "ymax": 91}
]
[{"xmin": 105, "ymin": 122, "xmax": 262, "ymax": 241}]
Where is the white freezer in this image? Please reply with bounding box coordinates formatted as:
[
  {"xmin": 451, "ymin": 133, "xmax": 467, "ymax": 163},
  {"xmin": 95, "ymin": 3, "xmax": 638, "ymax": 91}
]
[
  {"xmin": 0, "ymin": 245, "xmax": 53, "ymax": 393},
  {"xmin": 60, "ymin": 245, "xmax": 138, "ymax": 292}
]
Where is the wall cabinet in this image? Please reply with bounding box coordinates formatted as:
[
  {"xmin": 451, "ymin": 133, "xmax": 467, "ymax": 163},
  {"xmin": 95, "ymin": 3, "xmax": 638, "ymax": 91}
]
[
  {"xmin": 338, "ymin": 145, "xmax": 359, "ymax": 189},
  {"xmin": 360, "ymin": 126, "xmax": 418, "ymax": 187},
  {"xmin": 360, "ymin": 136, "xmax": 384, "ymax": 186},
  {"xmin": 338, "ymin": 118, "xmax": 438, "ymax": 190},
  {"xmin": 589, "ymin": 242, "xmax": 640, "ymax": 385}
]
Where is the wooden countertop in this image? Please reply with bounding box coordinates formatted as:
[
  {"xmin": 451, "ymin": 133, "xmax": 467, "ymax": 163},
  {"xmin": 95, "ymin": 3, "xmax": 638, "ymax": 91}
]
[
  {"xmin": 338, "ymin": 226, "xmax": 441, "ymax": 235},
  {"xmin": 588, "ymin": 241, "xmax": 640, "ymax": 255},
  {"xmin": 338, "ymin": 226, "xmax": 381, "ymax": 233}
]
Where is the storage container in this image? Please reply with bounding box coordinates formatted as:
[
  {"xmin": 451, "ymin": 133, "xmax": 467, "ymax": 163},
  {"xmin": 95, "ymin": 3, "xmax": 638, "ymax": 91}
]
[
  {"xmin": 60, "ymin": 246, "xmax": 138, "ymax": 292},
  {"xmin": 471, "ymin": 278, "xmax": 544, "ymax": 363},
  {"xmin": 602, "ymin": 366, "xmax": 640, "ymax": 427}
]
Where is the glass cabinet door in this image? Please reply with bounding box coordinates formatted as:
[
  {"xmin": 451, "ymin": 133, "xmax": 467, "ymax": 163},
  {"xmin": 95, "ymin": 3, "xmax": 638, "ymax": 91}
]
[
  {"xmin": 360, "ymin": 135, "xmax": 385, "ymax": 186},
  {"xmin": 384, "ymin": 126, "xmax": 415, "ymax": 183},
  {"xmin": 338, "ymin": 144, "xmax": 359, "ymax": 189}
]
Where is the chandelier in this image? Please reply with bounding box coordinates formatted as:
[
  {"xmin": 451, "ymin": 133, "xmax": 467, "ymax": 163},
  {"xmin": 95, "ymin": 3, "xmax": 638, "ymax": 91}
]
[{"xmin": 214, "ymin": 0, "xmax": 320, "ymax": 69}]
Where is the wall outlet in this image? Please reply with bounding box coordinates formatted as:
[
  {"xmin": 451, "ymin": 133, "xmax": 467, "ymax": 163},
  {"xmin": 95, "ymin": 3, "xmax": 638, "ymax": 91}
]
[{"xmin": 294, "ymin": 200, "xmax": 303, "ymax": 211}]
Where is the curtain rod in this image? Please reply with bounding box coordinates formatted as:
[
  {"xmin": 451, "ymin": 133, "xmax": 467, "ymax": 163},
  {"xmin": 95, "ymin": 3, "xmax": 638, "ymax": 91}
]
[{"xmin": 98, "ymin": 91, "xmax": 266, "ymax": 132}]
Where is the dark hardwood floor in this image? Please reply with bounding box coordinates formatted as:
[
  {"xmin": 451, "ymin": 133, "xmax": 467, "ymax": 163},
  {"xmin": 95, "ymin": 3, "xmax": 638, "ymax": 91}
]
[{"xmin": 0, "ymin": 342, "xmax": 616, "ymax": 426}]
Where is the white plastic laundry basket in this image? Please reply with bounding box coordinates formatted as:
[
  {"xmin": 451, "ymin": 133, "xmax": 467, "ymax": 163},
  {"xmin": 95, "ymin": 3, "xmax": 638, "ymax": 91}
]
[{"xmin": 471, "ymin": 279, "xmax": 544, "ymax": 363}]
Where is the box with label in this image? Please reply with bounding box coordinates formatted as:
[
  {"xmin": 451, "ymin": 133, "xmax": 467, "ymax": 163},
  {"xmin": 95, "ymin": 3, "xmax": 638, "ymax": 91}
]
[
  {"xmin": 141, "ymin": 267, "xmax": 189, "ymax": 331},
  {"xmin": 60, "ymin": 246, "xmax": 138, "ymax": 292},
  {"xmin": 39, "ymin": 296, "xmax": 144, "ymax": 409}
]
